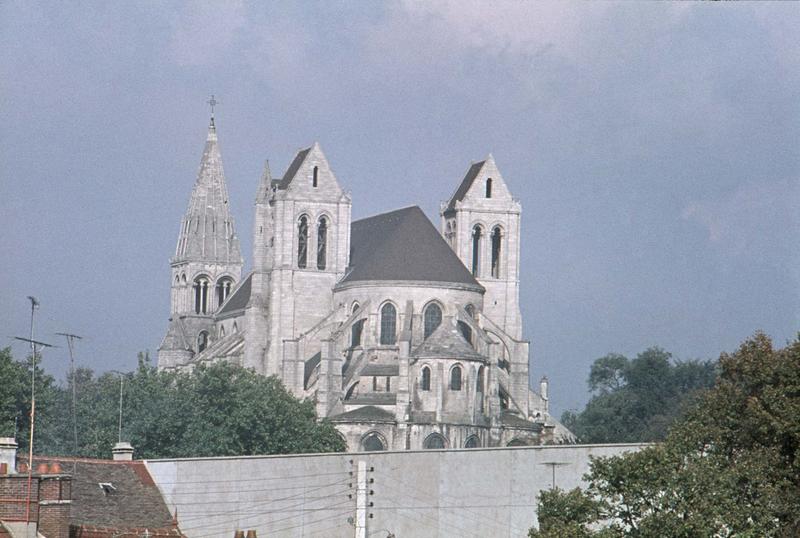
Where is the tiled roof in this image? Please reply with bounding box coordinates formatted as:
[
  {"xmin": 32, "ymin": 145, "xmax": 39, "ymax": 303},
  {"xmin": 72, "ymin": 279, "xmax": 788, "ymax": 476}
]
[
  {"xmin": 360, "ymin": 364, "xmax": 399, "ymax": 376},
  {"xmin": 216, "ymin": 272, "xmax": 252, "ymax": 316},
  {"xmin": 329, "ymin": 406, "xmax": 396, "ymax": 424},
  {"xmin": 276, "ymin": 147, "xmax": 311, "ymax": 189},
  {"xmin": 304, "ymin": 351, "xmax": 322, "ymax": 387},
  {"xmin": 412, "ymin": 319, "xmax": 485, "ymax": 361},
  {"xmin": 345, "ymin": 393, "xmax": 397, "ymax": 405},
  {"xmin": 339, "ymin": 206, "xmax": 481, "ymax": 288},
  {"xmin": 31, "ymin": 457, "xmax": 176, "ymax": 529},
  {"xmin": 500, "ymin": 412, "xmax": 543, "ymax": 432},
  {"xmin": 444, "ymin": 160, "xmax": 485, "ymax": 213}
]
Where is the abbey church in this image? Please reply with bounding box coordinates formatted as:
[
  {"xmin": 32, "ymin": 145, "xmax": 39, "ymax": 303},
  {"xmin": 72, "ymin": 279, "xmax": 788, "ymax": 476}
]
[{"xmin": 158, "ymin": 116, "xmax": 568, "ymax": 451}]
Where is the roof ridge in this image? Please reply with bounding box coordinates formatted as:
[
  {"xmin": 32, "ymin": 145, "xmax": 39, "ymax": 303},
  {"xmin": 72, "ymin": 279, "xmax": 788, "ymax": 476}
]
[{"xmin": 352, "ymin": 204, "xmax": 421, "ymax": 225}]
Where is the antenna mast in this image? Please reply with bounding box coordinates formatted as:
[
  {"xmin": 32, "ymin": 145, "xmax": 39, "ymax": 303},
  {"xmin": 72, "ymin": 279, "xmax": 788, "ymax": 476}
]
[
  {"xmin": 56, "ymin": 332, "xmax": 83, "ymax": 456},
  {"xmin": 15, "ymin": 295, "xmax": 56, "ymax": 524}
]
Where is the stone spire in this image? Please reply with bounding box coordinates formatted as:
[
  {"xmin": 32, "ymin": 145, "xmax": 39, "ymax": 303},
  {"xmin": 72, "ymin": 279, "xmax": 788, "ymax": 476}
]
[{"xmin": 173, "ymin": 118, "xmax": 242, "ymax": 264}]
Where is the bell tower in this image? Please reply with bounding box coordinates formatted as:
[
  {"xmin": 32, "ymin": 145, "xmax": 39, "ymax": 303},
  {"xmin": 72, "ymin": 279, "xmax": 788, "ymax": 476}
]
[
  {"xmin": 158, "ymin": 109, "xmax": 243, "ymax": 369},
  {"xmin": 441, "ymin": 155, "xmax": 522, "ymax": 339}
]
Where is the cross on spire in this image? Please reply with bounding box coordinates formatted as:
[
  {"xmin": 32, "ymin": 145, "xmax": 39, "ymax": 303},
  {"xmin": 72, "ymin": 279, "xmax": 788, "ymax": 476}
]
[{"xmin": 207, "ymin": 94, "xmax": 218, "ymax": 119}]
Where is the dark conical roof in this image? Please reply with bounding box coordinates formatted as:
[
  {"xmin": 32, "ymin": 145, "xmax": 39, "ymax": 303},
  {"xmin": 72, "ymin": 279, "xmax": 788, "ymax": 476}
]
[{"xmin": 338, "ymin": 206, "xmax": 482, "ymax": 289}]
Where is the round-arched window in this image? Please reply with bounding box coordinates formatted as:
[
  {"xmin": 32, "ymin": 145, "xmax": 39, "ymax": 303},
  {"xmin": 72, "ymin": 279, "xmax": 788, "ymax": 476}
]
[
  {"xmin": 464, "ymin": 436, "xmax": 480, "ymax": 448},
  {"xmin": 362, "ymin": 432, "xmax": 386, "ymax": 451},
  {"xmin": 423, "ymin": 433, "xmax": 447, "ymax": 450},
  {"xmin": 450, "ymin": 365, "xmax": 463, "ymax": 391},
  {"xmin": 420, "ymin": 366, "xmax": 431, "ymax": 391},
  {"xmin": 380, "ymin": 302, "xmax": 397, "ymax": 345},
  {"xmin": 297, "ymin": 215, "xmax": 309, "ymax": 268},
  {"xmin": 197, "ymin": 331, "xmax": 209, "ymax": 353},
  {"xmin": 423, "ymin": 303, "xmax": 442, "ymax": 339}
]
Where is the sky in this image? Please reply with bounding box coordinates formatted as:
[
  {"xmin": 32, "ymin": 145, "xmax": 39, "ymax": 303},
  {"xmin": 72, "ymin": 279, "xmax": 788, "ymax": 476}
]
[{"xmin": 1, "ymin": 1, "xmax": 798, "ymax": 416}]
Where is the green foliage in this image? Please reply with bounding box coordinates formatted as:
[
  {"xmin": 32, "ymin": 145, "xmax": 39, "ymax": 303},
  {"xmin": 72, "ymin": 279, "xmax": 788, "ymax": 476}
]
[
  {"xmin": 532, "ymin": 333, "xmax": 800, "ymax": 537},
  {"xmin": 0, "ymin": 346, "xmax": 67, "ymax": 452},
  {"xmin": 528, "ymin": 487, "xmax": 608, "ymax": 538},
  {"xmin": 0, "ymin": 349, "xmax": 345, "ymax": 458},
  {"xmin": 562, "ymin": 348, "xmax": 716, "ymax": 443}
]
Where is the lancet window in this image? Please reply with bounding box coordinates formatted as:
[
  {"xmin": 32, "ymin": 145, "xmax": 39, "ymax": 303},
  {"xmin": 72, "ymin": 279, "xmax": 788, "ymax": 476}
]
[
  {"xmin": 297, "ymin": 215, "xmax": 309, "ymax": 268},
  {"xmin": 317, "ymin": 216, "xmax": 328, "ymax": 270}
]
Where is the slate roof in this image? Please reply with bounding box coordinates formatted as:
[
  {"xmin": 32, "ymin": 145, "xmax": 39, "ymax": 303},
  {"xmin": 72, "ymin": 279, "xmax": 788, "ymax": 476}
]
[
  {"xmin": 500, "ymin": 412, "xmax": 543, "ymax": 432},
  {"xmin": 158, "ymin": 317, "xmax": 190, "ymax": 353},
  {"xmin": 339, "ymin": 206, "xmax": 482, "ymax": 288},
  {"xmin": 304, "ymin": 351, "xmax": 322, "ymax": 387},
  {"xmin": 216, "ymin": 272, "xmax": 253, "ymax": 316},
  {"xmin": 444, "ymin": 160, "xmax": 485, "ymax": 213},
  {"xmin": 275, "ymin": 147, "xmax": 311, "ymax": 189},
  {"xmin": 30, "ymin": 457, "xmax": 176, "ymax": 529},
  {"xmin": 412, "ymin": 319, "xmax": 485, "ymax": 361},
  {"xmin": 360, "ymin": 364, "xmax": 399, "ymax": 376},
  {"xmin": 329, "ymin": 405, "xmax": 396, "ymax": 424}
]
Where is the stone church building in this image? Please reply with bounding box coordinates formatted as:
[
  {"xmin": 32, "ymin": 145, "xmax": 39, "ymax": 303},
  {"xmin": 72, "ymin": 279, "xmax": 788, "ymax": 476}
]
[{"xmin": 158, "ymin": 116, "xmax": 568, "ymax": 451}]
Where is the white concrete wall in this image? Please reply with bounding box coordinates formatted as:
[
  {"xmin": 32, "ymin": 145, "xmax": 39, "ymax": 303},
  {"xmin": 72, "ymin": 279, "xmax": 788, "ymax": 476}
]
[{"xmin": 146, "ymin": 443, "xmax": 644, "ymax": 538}]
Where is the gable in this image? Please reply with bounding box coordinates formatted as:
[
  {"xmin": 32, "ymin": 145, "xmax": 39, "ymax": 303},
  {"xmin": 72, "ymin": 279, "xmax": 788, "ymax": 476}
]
[
  {"xmin": 444, "ymin": 155, "xmax": 514, "ymax": 214},
  {"xmin": 276, "ymin": 143, "xmax": 344, "ymax": 200}
]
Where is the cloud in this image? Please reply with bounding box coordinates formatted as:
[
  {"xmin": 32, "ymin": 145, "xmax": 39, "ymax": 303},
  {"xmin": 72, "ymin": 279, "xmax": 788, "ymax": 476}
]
[
  {"xmin": 168, "ymin": 1, "xmax": 246, "ymax": 66},
  {"xmin": 682, "ymin": 179, "xmax": 800, "ymax": 256}
]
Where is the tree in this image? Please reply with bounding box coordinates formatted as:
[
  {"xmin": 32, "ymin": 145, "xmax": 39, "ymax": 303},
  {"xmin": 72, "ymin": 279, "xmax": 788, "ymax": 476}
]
[
  {"xmin": 0, "ymin": 346, "xmax": 68, "ymax": 454},
  {"xmin": 2, "ymin": 349, "xmax": 345, "ymax": 458},
  {"xmin": 531, "ymin": 333, "xmax": 800, "ymax": 537},
  {"xmin": 562, "ymin": 348, "xmax": 716, "ymax": 443}
]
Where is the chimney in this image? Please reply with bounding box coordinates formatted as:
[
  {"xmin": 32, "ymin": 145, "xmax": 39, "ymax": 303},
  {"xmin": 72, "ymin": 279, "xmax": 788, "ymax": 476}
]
[
  {"xmin": 112, "ymin": 441, "xmax": 134, "ymax": 461},
  {"xmin": 0, "ymin": 437, "xmax": 18, "ymax": 473}
]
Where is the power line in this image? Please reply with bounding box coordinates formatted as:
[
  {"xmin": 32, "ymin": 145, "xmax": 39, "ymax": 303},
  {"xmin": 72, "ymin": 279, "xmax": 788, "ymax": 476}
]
[
  {"xmin": 176, "ymin": 477, "xmax": 352, "ymax": 526},
  {"xmin": 153, "ymin": 469, "xmax": 350, "ymax": 486}
]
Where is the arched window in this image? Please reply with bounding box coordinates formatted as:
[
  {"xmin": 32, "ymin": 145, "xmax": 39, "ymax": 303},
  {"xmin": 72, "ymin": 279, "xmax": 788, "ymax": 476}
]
[
  {"xmin": 380, "ymin": 303, "xmax": 397, "ymax": 345},
  {"xmin": 507, "ymin": 438, "xmax": 526, "ymax": 447},
  {"xmin": 477, "ymin": 366, "xmax": 485, "ymax": 412},
  {"xmin": 317, "ymin": 217, "xmax": 328, "ymax": 270},
  {"xmin": 423, "ymin": 433, "xmax": 447, "ymax": 450},
  {"xmin": 219, "ymin": 325, "xmax": 226, "ymax": 338},
  {"xmin": 362, "ymin": 432, "xmax": 385, "ymax": 451},
  {"xmin": 193, "ymin": 276, "xmax": 210, "ymax": 314},
  {"xmin": 450, "ymin": 365, "xmax": 462, "ymax": 391},
  {"xmin": 216, "ymin": 277, "xmax": 233, "ymax": 308},
  {"xmin": 465, "ymin": 304, "xmax": 475, "ymax": 318},
  {"xmin": 297, "ymin": 215, "xmax": 309, "ymax": 268},
  {"xmin": 351, "ymin": 302, "xmax": 363, "ymax": 347},
  {"xmin": 486, "ymin": 177, "xmax": 492, "ymax": 198},
  {"xmin": 312, "ymin": 166, "xmax": 319, "ymax": 188},
  {"xmin": 471, "ymin": 225, "xmax": 482, "ymax": 276},
  {"xmin": 197, "ymin": 331, "xmax": 209, "ymax": 353},
  {"xmin": 464, "ymin": 436, "xmax": 480, "ymax": 448},
  {"xmin": 457, "ymin": 320, "xmax": 472, "ymax": 344},
  {"xmin": 232, "ymin": 321, "xmax": 238, "ymax": 333},
  {"xmin": 423, "ymin": 303, "xmax": 442, "ymax": 339},
  {"xmin": 420, "ymin": 366, "xmax": 431, "ymax": 391},
  {"xmin": 491, "ymin": 227, "xmax": 502, "ymax": 279}
]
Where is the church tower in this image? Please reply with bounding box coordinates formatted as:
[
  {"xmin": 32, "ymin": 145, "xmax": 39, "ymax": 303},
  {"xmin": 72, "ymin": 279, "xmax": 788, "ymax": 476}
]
[
  {"xmin": 243, "ymin": 143, "xmax": 351, "ymax": 387},
  {"xmin": 441, "ymin": 155, "xmax": 522, "ymax": 339},
  {"xmin": 158, "ymin": 114, "xmax": 243, "ymax": 369}
]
